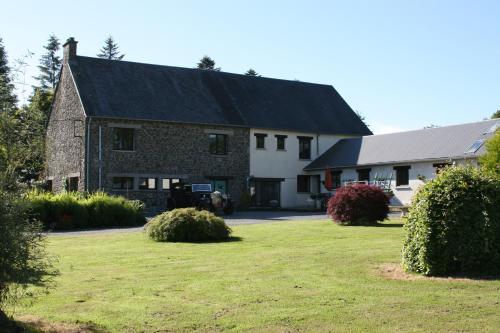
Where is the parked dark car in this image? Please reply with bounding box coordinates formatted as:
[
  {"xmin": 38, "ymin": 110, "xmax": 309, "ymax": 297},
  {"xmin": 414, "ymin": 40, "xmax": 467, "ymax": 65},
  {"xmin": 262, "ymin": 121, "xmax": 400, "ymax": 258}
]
[{"xmin": 168, "ymin": 182, "xmax": 234, "ymax": 215}]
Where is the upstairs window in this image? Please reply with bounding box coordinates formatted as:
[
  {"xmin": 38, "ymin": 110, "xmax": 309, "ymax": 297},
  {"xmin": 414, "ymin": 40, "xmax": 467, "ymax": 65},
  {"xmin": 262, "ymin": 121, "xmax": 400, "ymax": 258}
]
[
  {"xmin": 209, "ymin": 134, "xmax": 228, "ymax": 155},
  {"xmin": 139, "ymin": 177, "xmax": 157, "ymax": 190},
  {"xmin": 276, "ymin": 135, "xmax": 287, "ymax": 150},
  {"xmin": 113, "ymin": 128, "xmax": 134, "ymax": 151},
  {"xmin": 298, "ymin": 136, "xmax": 313, "ymax": 160},
  {"xmin": 255, "ymin": 133, "xmax": 267, "ymax": 149},
  {"xmin": 112, "ymin": 177, "xmax": 134, "ymax": 190},
  {"xmin": 394, "ymin": 166, "xmax": 411, "ymax": 186},
  {"xmin": 297, "ymin": 175, "xmax": 310, "ymax": 193}
]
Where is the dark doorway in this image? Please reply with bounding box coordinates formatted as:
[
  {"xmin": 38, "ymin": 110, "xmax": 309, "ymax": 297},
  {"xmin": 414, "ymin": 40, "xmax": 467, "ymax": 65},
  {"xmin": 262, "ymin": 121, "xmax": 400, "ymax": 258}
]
[{"xmin": 250, "ymin": 179, "xmax": 282, "ymax": 207}]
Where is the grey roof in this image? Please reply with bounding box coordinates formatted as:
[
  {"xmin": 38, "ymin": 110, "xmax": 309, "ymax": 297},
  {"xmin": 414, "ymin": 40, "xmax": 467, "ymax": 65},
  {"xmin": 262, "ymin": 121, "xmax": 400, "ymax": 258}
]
[
  {"xmin": 304, "ymin": 119, "xmax": 499, "ymax": 170},
  {"xmin": 68, "ymin": 56, "xmax": 371, "ymax": 135}
]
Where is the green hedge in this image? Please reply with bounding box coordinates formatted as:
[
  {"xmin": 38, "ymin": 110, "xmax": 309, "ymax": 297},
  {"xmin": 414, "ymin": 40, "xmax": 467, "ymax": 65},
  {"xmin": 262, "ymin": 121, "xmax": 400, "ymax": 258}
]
[
  {"xmin": 146, "ymin": 208, "xmax": 231, "ymax": 242},
  {"xmin": 27, "ymin": 191, "xmax": 146, "ymax": 230},
  {"xmin": 402, "ymin": 166, "xmax": 500, "ymax": 276}
]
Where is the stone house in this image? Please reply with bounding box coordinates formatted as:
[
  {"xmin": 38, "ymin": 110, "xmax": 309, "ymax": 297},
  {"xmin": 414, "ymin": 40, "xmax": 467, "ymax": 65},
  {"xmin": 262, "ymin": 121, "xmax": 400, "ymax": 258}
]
[{"xmin": 46, "ymin": 38, "xmax": 371, "ymax": 212}]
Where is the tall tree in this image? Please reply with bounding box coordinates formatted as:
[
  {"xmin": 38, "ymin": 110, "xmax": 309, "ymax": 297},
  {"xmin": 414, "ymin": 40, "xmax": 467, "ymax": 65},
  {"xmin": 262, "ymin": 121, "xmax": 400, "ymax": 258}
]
[
  {"xmin": 480, "ymin": 131, "xmax": 500, "ymax": 178},
  {"xmin": 36, "ymin": 35, "xmax": 61, "ymax": 90},
  {"xmin": 197, "ymin": 56, "xmax": 220, "ymax": 71},
  {"xmin": 97, "ymin": 36, "xmax": 125, "ymax": 60},
  {"xmin": 245, "ymin": 68, "xmax": 260, "ymax": 76},
  {"xmin": 492, "ymin": 110, "xmax": 500, "ymax": 119},
  {"xmin": 0, "ymin": 37, "xmax": 16, "ymax": 113}
]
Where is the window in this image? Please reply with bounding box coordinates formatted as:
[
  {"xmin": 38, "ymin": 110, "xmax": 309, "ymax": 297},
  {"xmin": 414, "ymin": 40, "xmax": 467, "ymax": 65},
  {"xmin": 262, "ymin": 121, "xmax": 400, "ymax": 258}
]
[
  {"xmin": 433, "ymin": 162, "xmax": 451, "ymax": 174},
  {"xmin": 332, "ymin": 170, "xmax": 342, "ymax": 189},
  {"xmin": 113, "ymin": 128, "xmax": 134, "ymax": 151},
  {"xmin": 209, "ymin": 134, "xmax": 228, "ymax": 155},
  {"xmin": 139, "ymin": 178, "xmax": 157, "ymax": 190},
  {"xmin": 67, "ymin": 177, "xmax": 78, "ymax": 191},
  {"xmin": 46, "ymin": 179, "xmax": 53, "ymax": 192},
  {"xmin": 275, "ymin": 135, "xmax": 287, "ymax": 150},
  {"xmin": 297, "ymin": 175, "xmax": 310, "ymax": 193},
  {"xmin": 255, "ymin": 133, "xmax": 267, "ymax": 149},
  {"xmin": 394, "ymin": 166, "xmax": 411, "ymax": 186},
  {"xmin": 112, "ymin": 177, "xmax": 134, "ymax": 190},
  {"xmin": 74, "ymin": 120, "xmax": 83, "ymax": 137},
  {"xmin": 161, "ymin": 178, "xmax": 181, "ymax": 190},
  {"xmin": 298, "ymin": 136, "xmax": 313, "ymax": 159},
  {"xmin": 357, "ymin": 168, "xmax": 371, "ymax": 182}
]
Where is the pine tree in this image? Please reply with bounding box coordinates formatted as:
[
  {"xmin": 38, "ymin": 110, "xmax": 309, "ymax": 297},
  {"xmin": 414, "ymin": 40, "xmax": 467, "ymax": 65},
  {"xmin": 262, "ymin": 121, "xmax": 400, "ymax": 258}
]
[
  {"xmin": 245, "ymin": 69, "xmax": 260, "ymax": 76},
  {"xmin": 36, "ymin": 35, "xmax": 61, "ymax": 91},
  {"xmin": 492, "ymin": 110, "xmax": 500, "ymax": 119},
  {"xmin": 0, "ymin": 37, "xmax": 17, "ymax": 113},
  {"xmin": 97, "ymin": 36, "xmax": 125, "ymax": 60},
  {"xmin": 197, "ymin": 56, "xmax": 220, "ymax": 71}
]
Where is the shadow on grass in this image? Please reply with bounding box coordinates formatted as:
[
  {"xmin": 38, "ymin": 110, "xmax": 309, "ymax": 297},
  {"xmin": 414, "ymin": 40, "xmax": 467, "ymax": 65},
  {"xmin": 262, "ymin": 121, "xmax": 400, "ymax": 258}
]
[
  {"xmin": 379, "ymin": 263, "xmax": 500, "ymax": 282},
  {"xmin": 340, "ymin": 223, "xmax": 404, "ymax": 228}
]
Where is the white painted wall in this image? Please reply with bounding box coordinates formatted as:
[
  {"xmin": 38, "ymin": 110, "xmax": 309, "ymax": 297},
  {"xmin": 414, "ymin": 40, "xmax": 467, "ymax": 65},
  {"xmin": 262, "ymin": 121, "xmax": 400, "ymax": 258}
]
[
  {"xmin": 318, "ymin": 158, "xmax": 478, "ymax": 206},
  {"xmin": 249, "ymin": 128, "xmax": 346, "ymax": 208}
]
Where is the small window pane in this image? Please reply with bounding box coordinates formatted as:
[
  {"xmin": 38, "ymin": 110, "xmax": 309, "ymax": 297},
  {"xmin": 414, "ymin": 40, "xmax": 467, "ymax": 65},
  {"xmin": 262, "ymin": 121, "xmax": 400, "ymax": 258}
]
[
  {"xmin": 139, "ymin": 177, "xmax": 157, "ymax": 190},
  {"xmin": 162, "ymin": 179, "xmax": 170, "ymax": 190},
  {"xmin": 113, "ymin": 128, "xmax": 134, "ymax": 151},
  {"xmin": 112, "ymin": 177, "xmax": 134, "ymax": 190},
  {"xmin": 297, "ymin": 175, "xmax": 310, "ymax": 192},
  {"xmin": 209, "ymin": 134, "xmax": 227, "ymax": 154},
  {"xmin": 277, "ymin": 136, "xmax": 286, "ymax": 150},
  {"xmin": 298, "ymin": 137, "xmax": 312, "ymax": 159}
]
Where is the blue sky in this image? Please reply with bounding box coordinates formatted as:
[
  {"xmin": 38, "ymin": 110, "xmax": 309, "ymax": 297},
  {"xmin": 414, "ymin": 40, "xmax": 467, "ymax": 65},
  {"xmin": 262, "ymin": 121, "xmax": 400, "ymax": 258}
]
[{"xmin": 1, "ymin": 0, "xmax": 499, "ymax": 134}]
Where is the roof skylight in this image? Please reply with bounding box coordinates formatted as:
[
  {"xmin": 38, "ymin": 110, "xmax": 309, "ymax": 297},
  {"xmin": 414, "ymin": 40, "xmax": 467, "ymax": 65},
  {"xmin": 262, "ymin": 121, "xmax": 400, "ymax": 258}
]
[{"xmin": 465, "ymin": 139, "xmax": 485, "ymax": 154}]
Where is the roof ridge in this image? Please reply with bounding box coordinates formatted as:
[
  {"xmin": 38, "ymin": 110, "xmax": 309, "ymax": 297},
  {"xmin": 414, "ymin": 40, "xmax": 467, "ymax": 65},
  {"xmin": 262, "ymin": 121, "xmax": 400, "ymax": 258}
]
[
  {"xmin": 74, "ymin": 55, "xmax": 333, "ymax": 88},
  {"xmin": 360, "ymin": 118, "xmax": 499, "ymax": 139}
]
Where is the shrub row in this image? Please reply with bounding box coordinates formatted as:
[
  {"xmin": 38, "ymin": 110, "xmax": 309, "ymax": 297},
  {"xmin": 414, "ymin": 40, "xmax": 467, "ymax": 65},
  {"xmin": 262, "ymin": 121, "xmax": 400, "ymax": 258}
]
[
  {"xmin": 27, "ymin": 191, "xmax": 146, "ymax": 230},
  {"xmin": 146, "ymin": 208, "xmax": 231, "ymax": 242},
  {"xmin": 402, "ymin": 166, "xmax": 500, "ymax": 276}
]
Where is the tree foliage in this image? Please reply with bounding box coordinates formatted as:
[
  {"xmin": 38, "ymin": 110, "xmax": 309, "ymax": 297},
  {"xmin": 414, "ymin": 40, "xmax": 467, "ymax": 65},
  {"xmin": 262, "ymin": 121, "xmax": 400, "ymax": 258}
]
[
  {"xmin": 197, "ymin": 55, "xmax": 220, "ymax": 71},
  {"xmin": 36, "ymin": 35, "xmax": 61, "ymax": 90},
  {"xmin": 402, "ymin": 166, "xmax": 500, "ymax": 276},
  {"xmin": 0, "ymin": 37, "xmax": 16, "ymax": 114},
  {"xmin": 327, "ymin": 184, "xmax": 389, "ymax": 225},
  {"xmin": 480, "ymin": 131, "xmax": 500, "ymax": 178},
  {"xmin": 492, "ymin": 110, "xmax": 500, "ymax": 119},
  {"xmin": 245, "ymin": 68, "xmax": 260, "ymax": 76},
  {"xmin": 97, "ymin": 36, "xmax": 125, "ymax": 60}
]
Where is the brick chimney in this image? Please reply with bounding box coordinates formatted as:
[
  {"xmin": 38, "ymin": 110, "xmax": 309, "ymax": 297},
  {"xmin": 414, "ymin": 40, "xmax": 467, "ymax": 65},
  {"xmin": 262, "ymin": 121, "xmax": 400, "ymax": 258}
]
[{"xmin": 63, "ymin": 37, "xmax": 78, "ymax": 62}]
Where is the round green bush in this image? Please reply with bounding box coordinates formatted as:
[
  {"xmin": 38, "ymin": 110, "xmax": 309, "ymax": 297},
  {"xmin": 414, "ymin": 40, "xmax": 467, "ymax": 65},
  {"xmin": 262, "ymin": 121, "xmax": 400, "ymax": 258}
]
[
  {"xmin": 402, "ymin": 166, "xmax": 500, "ymax": 276},
  {"xmin": 146, "ymin": 208, "xmax": 232, "ymax": 242}
]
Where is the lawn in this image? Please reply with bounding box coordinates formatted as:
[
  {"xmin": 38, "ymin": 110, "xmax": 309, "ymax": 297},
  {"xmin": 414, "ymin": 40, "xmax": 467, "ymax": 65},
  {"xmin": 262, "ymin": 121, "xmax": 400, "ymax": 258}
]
[{"xmin": 12, "ymin": 219, "xmax": 500, "ymax": 333}]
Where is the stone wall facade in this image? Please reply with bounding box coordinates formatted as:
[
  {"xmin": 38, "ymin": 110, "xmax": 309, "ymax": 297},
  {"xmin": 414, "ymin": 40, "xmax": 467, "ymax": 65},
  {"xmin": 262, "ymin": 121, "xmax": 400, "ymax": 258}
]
[
  {"xmin": 45, "ymin": 61, "xmax": 86, "ymax": 192},
  {"xmin": 87, "ymin": 118, "xmax": 250, "ymax": 213}
]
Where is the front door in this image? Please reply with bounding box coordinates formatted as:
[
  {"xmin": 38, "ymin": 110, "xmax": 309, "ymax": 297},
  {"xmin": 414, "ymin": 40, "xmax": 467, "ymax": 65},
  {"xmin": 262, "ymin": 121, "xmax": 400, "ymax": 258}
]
[{"xmin": 212, "ymin": 180, "xmax": 228, "ymax": 194}]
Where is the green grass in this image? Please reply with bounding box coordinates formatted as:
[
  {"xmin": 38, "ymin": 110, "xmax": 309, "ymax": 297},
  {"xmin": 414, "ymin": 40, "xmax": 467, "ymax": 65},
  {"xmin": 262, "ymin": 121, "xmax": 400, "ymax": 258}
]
[{"xmin": 13, "ymin": 219, "xmax": 500, "ymax": 332}]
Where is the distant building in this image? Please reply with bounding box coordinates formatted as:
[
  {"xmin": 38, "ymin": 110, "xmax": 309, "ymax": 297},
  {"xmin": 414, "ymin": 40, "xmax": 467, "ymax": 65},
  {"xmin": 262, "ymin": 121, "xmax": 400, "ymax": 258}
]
[{"xmin": 304, "ymin": 119, "xmax": 499, "ymax": 205}]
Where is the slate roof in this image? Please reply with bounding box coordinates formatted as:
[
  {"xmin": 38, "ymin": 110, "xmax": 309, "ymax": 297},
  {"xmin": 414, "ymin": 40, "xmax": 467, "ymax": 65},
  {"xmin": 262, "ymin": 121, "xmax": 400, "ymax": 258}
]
[
  {"xmin": 68, "ymin": 56, "xmax": 372, "ymax": 135},
  {"xmin": 304, "ymin": 119, "xmax": 499, "ymax": 170}
]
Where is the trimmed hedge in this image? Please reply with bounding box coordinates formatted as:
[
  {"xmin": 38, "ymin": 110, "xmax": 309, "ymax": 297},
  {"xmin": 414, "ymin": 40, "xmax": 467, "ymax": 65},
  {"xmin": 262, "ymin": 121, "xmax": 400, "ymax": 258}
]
[
  {"xmin": 26, "ymin": 191, "xmax": 146, "ymax": 230},
  {"xmin": 327, "ymin": 184, "xmax": 389, "ymax": 225},
  {"xmin": 402, "ymin": 166, "xmax": 500, "ymax": 276},
  {"xmin": 146, "ymin": 208, "xmax": 231, "ymax": 242}
]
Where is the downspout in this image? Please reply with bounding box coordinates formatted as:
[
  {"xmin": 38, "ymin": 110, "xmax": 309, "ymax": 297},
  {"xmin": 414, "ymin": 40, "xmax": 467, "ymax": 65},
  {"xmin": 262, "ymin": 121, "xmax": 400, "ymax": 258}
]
[
  {"xmin": 316, "ymin": 133, "xmax": 320, "ymax": 156},
  {"xmin": 86, "ymin": 117, "xmax": 92, "ymax": 191},
  {"xmin": 98, "ymin": 125, "xmax": 102, "ymax": 190}
]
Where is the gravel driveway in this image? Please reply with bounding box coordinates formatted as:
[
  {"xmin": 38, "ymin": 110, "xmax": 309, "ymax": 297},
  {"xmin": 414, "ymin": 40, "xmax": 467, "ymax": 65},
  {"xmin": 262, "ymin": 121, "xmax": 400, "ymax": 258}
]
[{"xmin": 46, "ymin": 211, "xmax": 329, "ymax": 236}]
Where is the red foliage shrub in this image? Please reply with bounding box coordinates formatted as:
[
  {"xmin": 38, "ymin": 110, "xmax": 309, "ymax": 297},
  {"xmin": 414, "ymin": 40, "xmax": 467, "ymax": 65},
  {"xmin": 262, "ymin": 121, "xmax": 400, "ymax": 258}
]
[{"xmin": 327, "ymin": 184, "xmax": 389, "ymax": 225}]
